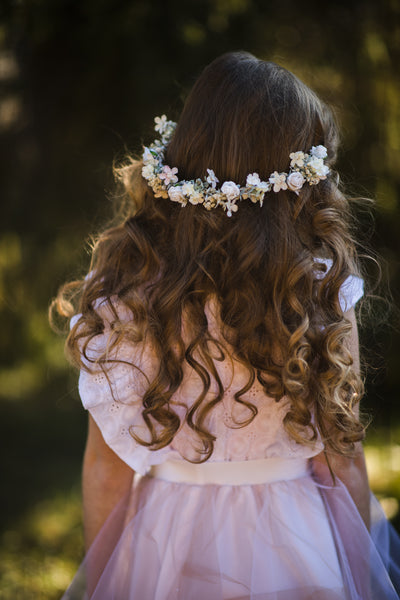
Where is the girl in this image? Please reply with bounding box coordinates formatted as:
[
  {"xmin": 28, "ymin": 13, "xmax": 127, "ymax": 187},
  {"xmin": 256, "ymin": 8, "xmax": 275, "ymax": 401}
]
[{"xmin": 54, "ymin": 51, "xmax": 400, "ymax": 599}]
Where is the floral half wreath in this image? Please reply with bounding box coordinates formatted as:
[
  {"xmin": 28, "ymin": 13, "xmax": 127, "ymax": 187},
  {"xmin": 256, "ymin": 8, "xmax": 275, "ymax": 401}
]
[{"xmin": 142, "ymin": 115, "xmax": 330, "ymax": 217}]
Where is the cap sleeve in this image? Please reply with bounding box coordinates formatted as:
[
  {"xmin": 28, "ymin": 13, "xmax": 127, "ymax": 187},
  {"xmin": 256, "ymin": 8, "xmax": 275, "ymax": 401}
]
[
  {"xmin": 71, "ymin": 300, "xmax": 177, "ymax": 475},
  {"xmin": 314, "ymin": 258, "xmax": 364, "ymax": 312},
  {"xmin": 339, "ymin": 274, "xmax": 364, "ymax": 312}
]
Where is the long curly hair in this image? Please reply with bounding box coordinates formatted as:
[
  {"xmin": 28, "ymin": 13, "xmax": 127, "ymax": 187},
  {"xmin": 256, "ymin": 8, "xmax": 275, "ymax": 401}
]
[{"xmin": 52, "ymin": 51, "xmax": 367, "ymax": 461}]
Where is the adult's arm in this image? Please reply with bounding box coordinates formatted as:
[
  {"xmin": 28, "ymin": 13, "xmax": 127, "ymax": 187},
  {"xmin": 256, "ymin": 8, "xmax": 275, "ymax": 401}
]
[
  {"xmin": 82, "ymin": 414, "xmax": 134, "ymax": 550},
  {"xmin": 311, "ymin": 307, "xmax": 371, "ymax": 530}
]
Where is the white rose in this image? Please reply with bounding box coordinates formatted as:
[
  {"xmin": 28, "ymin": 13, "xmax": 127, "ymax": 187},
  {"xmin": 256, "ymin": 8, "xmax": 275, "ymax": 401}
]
[
  {"xmin": 168, "ymin": 186, "xmax": 186, "ymax": 204},
  {"xmin": 287, "ymin": 172, "xmax": 305, "ymax": 192},
  {"xmin": 310, "ymin": 145, "xmax": 328, "ymax": 159},
  {"xmin": 246, "ymin": 173, "xmax": 261, "ymax": 187},
  {"xmin": 221, "ymin": 181, "xmax": 240, "ymax": 201},
  {"xmin": 308, "ymin": 157, "xmax": 329, "ymax": 178}
]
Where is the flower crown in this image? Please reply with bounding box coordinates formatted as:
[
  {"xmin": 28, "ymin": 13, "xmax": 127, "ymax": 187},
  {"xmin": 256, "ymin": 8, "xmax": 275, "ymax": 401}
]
[{"xmin": 142, "ymin": 115, "xmax": 330, "ymax": 217}]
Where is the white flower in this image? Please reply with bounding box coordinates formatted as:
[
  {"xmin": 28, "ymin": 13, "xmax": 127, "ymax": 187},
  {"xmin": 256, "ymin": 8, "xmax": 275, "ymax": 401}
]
[
  {"xmin": 206, "ymin": 169, "xmax": 219, "ymax": 189},
  {"xmin": 319, "ymin": 164, "xmax": 329, "ymax": 178},
  {"xmin": 269, "ymin": 171, "xmax": 288, "ymax": 192},
  {"xmin": 159, "ymin": 165, "xmax": 178, "ymax": 185},
  {"xmin": 287, "ymin": 172, "xmax": 305, "ymax": 194},
  {"xmin": 245, "ymin": 173, "xmax": 270, "ymax": 192},
  {"xmin": 154, "ymin": 115, "xmax": 168, "ymax": 134},
  {"xmin": 182, "ymin": 182, "xmax": 195, "ymax": 196},
  {"xmin": 168, "ymin": 186, "xmax": 186, "ymax": 204},
  {"xmin": 289, "ymin": 151, "xmax": 305, "ymax": 168},
  {"xmin": 142, "ymin": 147, "xmax": 158, "ymax": 166},
  {"xmin": 308, "ymin": 157, "xmax": 329, "ymax": 178},
  {"xmin": 310, "ymin": 145, "xmax": 328, "ymax": 159},
  {"xmin": 246, "ymin": 173, "xmax": 261, "ymax": 186},
  {"xmin": 142, "ymin": 164, "xmax": 155, "ymax": 180},
  {"xmin": 221, "ymin": 181, "xmax": 240, "ymax": 201}
]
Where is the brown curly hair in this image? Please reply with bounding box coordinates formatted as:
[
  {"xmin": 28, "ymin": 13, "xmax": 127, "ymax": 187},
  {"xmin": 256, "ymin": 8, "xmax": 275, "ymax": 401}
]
[{"xmin": 52, "ymin": 51, "xmax": 366, "ymax": 461}]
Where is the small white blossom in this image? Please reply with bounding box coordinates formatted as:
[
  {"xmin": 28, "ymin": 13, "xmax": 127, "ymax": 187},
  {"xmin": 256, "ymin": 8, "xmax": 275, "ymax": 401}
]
[
  {"xmin": 308, "ymin": 157, "xmax": 329, "ymax": 178},
  {"xmin": 154, "ymin": 115, "xmax": 168, "ymax": 134},
  {"xmin": 310, "ymin": 145, "xmax": 328, "ymax": 159},
  {"xmin": 141, "ymin": 164, "xmax": 155, "ymax": 180},
  {"xmin": 221, "ymin": 181, "xmax": 240, "ymax": 201},
  {"xmin": 269, "ymin": 171, "xmax": 288, "ymax": 192},
  {"xmin": 289, "ymin": 151, "xmax": 305, "ymax": 168},
  {"xmin": 159, "ymin": 165, "xmax": 178, "ymax": 185},
  {"xmin": 246, "ymin": 173, "xmax": 261, "ymax": 186},
  {"xmin": 206, "ymin": 169, "xmax": 219, "ymax": 189},
  {"xmin": 142, "ymin": 147, "xmax": 158, "ymax": 166},
  {"xmin": 287, "ymin": 172, "xmax": 305, "ymax": 194},
  {"xmin": 182, "ymin": 182, "xmax": 195, "ymax": 196}
]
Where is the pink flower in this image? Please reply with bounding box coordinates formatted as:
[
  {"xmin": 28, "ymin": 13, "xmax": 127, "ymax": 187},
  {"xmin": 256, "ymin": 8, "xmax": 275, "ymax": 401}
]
[
  {"xmin": 287, "ymin": 172, "xmax": 305, "ymax": 194},
  {"xmin": 159, "ymin": 165, "xmax": 178, "ymax": 185}
]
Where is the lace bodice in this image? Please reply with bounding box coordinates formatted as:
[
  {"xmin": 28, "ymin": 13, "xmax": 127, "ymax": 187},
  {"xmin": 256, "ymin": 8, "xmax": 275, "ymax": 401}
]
[{"xmin": 74, "ymin": 270, "xmax": 363, "ymax": 475}]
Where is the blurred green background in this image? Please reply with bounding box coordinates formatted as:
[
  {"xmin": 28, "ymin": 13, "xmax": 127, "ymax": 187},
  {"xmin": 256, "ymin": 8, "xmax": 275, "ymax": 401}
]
[{"xmin": 0, "ymin": 0, "xmax": 399, "ymax": 598}]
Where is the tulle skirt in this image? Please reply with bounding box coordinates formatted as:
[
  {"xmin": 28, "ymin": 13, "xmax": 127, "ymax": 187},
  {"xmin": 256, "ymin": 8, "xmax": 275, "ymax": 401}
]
[{"xmin": 62, "ymin": 459, "xmax": 400, "ymax": 600}]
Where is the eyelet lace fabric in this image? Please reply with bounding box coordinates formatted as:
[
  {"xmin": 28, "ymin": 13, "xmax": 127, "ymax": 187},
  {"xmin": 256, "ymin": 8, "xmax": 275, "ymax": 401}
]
[{"xmin": 75, "ymin": 270, "xmax": 363, "ymax": 475}]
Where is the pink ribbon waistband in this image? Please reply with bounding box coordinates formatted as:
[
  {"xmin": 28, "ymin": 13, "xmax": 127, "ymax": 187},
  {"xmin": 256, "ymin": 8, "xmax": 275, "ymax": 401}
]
[{"xmin": 148, "ymin": 457, "xmax": 309, "ymax": 486}]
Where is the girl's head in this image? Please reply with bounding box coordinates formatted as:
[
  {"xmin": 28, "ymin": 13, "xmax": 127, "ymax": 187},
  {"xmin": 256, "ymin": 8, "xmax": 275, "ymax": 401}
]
[
  {"xmin": 166, "ymin": 51, "xmax": 338, "ymax": 187},
  {"xmin": 54, "ymin": 51, "xmax": 366, "ymax": 460}
]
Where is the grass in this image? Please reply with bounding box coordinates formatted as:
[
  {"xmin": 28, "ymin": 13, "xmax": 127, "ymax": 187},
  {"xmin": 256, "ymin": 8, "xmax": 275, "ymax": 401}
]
[{"xmin": 0, "ymin": 489, "xmax": 84, "ymax": 600}]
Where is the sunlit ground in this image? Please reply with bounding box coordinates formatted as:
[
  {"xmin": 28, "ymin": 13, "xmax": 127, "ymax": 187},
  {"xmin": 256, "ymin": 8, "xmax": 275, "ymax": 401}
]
[
  {"xmin": 0, "ymin": 439, "xmax": 399, "ymax": 600},
  {"xmin": 0, "ymin": 489, "xmax": 84, "ymax": 600}
]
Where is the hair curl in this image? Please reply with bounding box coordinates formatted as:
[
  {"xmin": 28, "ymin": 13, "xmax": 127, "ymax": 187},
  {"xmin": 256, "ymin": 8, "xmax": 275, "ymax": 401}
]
[{"xmin": 52, "ymin": 52, "xmax": 367, "ymax": 461}]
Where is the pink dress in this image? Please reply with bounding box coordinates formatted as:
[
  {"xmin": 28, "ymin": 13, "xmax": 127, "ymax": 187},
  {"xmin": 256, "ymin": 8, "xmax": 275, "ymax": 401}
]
[{"xmin": 63, "ymin": 275, "xmax": 400, "ymax": 600}]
